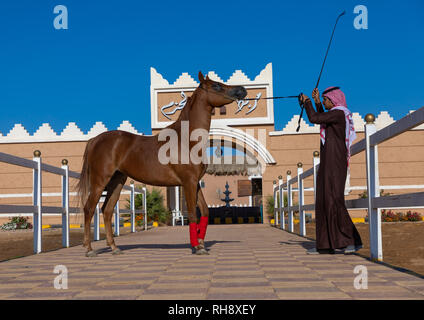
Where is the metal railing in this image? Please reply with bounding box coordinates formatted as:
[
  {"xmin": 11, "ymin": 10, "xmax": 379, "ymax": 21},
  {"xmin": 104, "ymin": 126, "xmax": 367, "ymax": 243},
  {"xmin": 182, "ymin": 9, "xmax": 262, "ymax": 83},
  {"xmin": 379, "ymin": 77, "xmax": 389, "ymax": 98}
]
[
  {"xmin": 273, "ymin": 107, "xmax": 424, "ymax": 261},
  {"xmin": 0, "ymin": 150, "xmax": 147, "ymax": 254}
]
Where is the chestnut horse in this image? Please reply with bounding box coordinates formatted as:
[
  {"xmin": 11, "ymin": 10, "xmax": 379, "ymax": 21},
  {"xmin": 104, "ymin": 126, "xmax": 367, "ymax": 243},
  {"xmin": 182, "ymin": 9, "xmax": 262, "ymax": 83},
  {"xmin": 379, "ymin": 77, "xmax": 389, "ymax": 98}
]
[{"xmin": 77, "ymin": 72, "xmax": 247, "ymax": 257}]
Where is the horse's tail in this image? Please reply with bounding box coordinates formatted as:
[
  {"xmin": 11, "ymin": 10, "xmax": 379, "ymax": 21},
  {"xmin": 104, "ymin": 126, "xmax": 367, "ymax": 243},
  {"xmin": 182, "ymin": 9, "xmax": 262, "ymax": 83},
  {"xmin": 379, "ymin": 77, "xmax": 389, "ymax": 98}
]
[{"xmin": 76, "ymin": 139, "xmax": 92, "ymax": 210}]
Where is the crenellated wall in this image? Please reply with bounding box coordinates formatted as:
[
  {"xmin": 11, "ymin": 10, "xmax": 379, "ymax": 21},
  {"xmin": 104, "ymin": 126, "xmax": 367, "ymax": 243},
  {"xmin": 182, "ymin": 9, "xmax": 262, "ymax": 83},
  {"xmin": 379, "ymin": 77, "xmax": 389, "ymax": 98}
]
[
  {"xmin": 0, "ymin": 61, "xmax": 422, "ymax": 224},
  {"xmin": 0, "ymin": 108, "xmax": 422, "ymax": 225},
  {"xmin": 270, "ymin": 110, "xmax": 424, "ymax": 135},
  {"xmin": 0, "ymin": 121, "xmax": 142, "ymax": 144}
]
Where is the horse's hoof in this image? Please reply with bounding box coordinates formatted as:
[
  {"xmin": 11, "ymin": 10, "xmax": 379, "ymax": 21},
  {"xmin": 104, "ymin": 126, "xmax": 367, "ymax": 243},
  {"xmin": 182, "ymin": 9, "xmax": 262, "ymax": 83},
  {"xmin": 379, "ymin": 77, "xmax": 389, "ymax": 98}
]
[
  {"xmin": 198, "ymin": 239, "xmax": 205, "ymax": 250},
  {"xmin": 85, "ymin": 250, "xmax": 97, "ymax": 258},
  {"xmin": 112, "ymin": 248, "xmax": 123, "ymax": 255},
  {"xmin": 194, "ymin": 247, "xmax": 209, "ymax": 255}
]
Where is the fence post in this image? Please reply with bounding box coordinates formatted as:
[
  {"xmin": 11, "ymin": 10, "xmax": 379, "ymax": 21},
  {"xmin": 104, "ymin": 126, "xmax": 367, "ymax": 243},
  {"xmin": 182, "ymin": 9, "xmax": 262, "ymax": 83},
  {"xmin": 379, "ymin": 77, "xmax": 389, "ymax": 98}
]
[
  {"xmin": 286, "ymin": 170, "xmax": 293, "ymax": 232},
  {"xmin": 114, "ymin": 200, "xmax": 120, "ymax": 236},
  {"xmin": 180, "ymin": 187, "xmax": 184, "ymax": 226},
  {"xmin": 278, "ymin": 176, "xmax": 285, "ymax": 230},
  {"xmin": 172, "ymin": 187, "xmax": 175, "ymax": 226},
  {"xmin": 173, "ymin": 186, "xmax": 182, "ymax": 226},
  {"xmin": 313, "ymin": 151, "xmax": 320, "ymax": 230},
  {"xmin": 94, "ymin": 204, "xmax": 100, "ymax": 241},
  {"xmin": 143, "ymin": 187, "xmax": 147, "ymax": 231},
  {"xmin": 298, "ymin": 162, "xmax": 305, "ymax": 236},
  {"xmin": 32, "ymin": 150, "xmax": 42, "ymax": 254},
  {"xmin": 273, "ymin": 181, "xmax": 277, "ymax": 226},
  {"xmin": 365, "ymin": 113, "xmax": 382, "ymax": 261},
  {"xmin": 313, "ymin": 151, "xmax": 320, "ymax": 202},
  {"xmin": 130, "ymin": 181, "xmax": 136, "ymax": 233},
  {"xmin": 61, "ymin": 159, "xmax": 69, "ymax": 248}
]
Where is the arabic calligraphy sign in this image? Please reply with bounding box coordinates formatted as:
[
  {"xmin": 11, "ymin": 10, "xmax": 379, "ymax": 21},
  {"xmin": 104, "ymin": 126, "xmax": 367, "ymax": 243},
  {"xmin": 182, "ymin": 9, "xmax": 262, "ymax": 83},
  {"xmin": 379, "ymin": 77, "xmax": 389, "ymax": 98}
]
[
  {"xmin": 161, "ymin": 92, "xmax": 188, "ymax": 120},
  {"xmin": 156, "ymin": 88, "xmax": 268, "ymax": 122}
]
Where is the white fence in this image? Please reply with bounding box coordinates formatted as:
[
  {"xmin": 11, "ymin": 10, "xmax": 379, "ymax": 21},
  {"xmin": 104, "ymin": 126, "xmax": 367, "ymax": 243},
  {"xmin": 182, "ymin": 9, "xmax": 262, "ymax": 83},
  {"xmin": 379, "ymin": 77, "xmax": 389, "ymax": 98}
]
[
  {"xmin": 0, "ymin": 150, "xmax": 147, "ymax": 254},
  {"xmin": 273, "ymin": 107, "xmax": 424, "ymax": 261}
]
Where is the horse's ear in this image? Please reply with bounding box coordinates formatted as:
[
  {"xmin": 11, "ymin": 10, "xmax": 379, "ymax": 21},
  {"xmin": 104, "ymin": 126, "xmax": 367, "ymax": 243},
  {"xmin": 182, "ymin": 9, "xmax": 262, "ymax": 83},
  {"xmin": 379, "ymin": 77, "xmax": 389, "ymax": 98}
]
[
  {"xmin": 206, "ymin": 75, "xmax": 210, "ymax": 80},
  {"xmin": 198, "ymin": 71, "xmax": 205, "ymax": 83}
]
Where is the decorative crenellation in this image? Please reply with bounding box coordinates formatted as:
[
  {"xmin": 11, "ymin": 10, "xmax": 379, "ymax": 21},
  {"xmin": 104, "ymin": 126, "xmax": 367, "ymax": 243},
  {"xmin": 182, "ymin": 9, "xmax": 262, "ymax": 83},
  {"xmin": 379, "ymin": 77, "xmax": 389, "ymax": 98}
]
[
  {"xmin": 269, "ymin": 110, "xmax": 424, "ymax": 136},
  {"xmin": 375, "ymin": 111, "xmax": 395, "ymax": 130},
  {"xmin": 0, "ymin": 121, "xmax": 144, "ymax": 144},
  {"xmin": 7, "ymin": 124, "xmax": 30, "ymax": 139},
  {"xmin": 151, "ymin": 63, "xmax": 273, "ymax": 88},
  {"xmin": 0, "ymin": 110, "xmax": 422, "ymax": 143},
  {"xmin": 151, "ymin": 64, "xmax": 275, "ymax": 129},
  {"xmin": 60, "ymin": 122, "xmax": 85, "ymax": 139},
  {"xmin": 173, "ymin": 72, "xmax": 198, "ymax": 87},
  {"xmin": 206, "ymin": 71, "xmax": 224, "ymax": 83},
  {"xmin": 117, "ymin": 121, "xmax": 139, "ymax": 134},
  {"xmin": 87, "ymin": 121, "xmax": 108, "ymax": 137}
]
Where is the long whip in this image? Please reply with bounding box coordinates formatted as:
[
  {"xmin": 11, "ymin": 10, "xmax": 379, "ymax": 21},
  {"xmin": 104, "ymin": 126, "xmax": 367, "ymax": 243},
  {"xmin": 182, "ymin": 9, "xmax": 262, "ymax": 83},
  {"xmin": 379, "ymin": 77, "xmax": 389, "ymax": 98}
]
[
  {"xmin": 296, "ymin": 10, "xmax": 346, "ymax": 132},
  {"xmin": 239, "ymin": 11, "xmax": 346, "ymax": 131}
]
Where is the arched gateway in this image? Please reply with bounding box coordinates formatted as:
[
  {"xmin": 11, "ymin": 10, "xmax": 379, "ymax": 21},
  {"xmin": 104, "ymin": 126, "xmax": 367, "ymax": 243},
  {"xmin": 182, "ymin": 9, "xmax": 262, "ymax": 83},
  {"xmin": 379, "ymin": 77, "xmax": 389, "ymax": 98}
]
[{"xmin": 150, "ymin": 64, "xmax": 277, "ymax": 224}]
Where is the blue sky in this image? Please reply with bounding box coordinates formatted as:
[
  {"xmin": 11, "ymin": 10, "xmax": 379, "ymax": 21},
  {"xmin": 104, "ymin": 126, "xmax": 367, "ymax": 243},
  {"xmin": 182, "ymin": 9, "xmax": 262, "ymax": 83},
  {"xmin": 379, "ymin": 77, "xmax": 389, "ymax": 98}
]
[{"xmin": 0, "ymin": 0, "xmax": 423, "ymax": 135}]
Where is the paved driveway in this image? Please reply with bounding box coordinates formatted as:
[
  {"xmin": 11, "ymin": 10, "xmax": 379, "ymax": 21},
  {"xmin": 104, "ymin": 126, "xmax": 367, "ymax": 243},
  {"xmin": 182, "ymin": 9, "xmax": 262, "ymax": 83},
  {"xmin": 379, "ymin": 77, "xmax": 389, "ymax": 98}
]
[{"xmin": 0, "ymin": 224, "xmax": 423, "ymax": 299}]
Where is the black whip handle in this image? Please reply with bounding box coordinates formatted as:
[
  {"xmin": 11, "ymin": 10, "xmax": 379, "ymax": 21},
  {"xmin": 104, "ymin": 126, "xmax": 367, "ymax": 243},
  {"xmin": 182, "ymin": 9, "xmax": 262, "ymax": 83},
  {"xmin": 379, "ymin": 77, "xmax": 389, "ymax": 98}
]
[{"xmin": 296, "ymin": 93, "xmax": 304, "ymax": 132}]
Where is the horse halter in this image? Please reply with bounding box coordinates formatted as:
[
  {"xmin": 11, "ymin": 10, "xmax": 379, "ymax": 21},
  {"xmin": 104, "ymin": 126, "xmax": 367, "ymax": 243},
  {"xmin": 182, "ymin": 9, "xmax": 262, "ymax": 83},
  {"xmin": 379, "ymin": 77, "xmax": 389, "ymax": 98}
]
[{"xmin": 198, "ymin": 83, "xmax": 238, "ymax": 102}]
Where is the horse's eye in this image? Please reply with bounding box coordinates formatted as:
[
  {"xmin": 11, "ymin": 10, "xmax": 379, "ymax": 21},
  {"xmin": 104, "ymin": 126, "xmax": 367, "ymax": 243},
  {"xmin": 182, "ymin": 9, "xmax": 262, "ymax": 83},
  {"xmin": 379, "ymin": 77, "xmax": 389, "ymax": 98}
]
[{"xmin": 212, "ymin": 83, "xmax": 223, "ymax": 91}]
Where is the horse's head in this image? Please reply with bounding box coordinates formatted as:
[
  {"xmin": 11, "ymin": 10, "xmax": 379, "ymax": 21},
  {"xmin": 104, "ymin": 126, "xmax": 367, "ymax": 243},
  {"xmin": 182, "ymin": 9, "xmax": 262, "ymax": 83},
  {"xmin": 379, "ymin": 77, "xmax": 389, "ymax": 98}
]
[{"xmin": 198, "ymin": 71, "xmax": 247, "ymax": 108}]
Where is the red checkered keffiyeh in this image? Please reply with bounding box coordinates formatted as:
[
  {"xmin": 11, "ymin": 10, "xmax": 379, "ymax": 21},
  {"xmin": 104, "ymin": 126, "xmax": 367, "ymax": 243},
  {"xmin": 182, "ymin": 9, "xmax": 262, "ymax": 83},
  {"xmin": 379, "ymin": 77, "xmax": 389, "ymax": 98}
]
[{"xmin": 320, "ymin": 87, "xmax": 357, "ymax": 166}]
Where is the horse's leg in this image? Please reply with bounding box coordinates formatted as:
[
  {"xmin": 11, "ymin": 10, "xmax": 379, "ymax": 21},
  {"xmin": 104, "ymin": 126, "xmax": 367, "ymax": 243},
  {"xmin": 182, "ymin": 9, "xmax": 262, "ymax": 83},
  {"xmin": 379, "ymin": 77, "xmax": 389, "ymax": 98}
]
[
  {"xmin": 101, "ymin": 172, "xmax": 127, "ymax": 255},
  {"xmin": 196, "ymin": 187, "xmax": 209, "ymax": 251},
  {"xmin": 83, "ymin": 184, "xmax": 104, "ymax": 257},
  {"xmin": 184, "ymin": 181, "xmax": 209, "ymax": 255}
]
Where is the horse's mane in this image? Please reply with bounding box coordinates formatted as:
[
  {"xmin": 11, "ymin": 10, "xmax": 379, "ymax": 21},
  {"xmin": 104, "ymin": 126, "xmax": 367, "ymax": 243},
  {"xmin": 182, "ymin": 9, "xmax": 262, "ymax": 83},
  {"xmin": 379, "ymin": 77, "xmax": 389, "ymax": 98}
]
[
  {"xmin": 177, "ymin": 89, "xmax": 198, "ymax": 121},
  {"xmin": 166, "ymin": 88, "xmax": 199, "ymax": 130}
]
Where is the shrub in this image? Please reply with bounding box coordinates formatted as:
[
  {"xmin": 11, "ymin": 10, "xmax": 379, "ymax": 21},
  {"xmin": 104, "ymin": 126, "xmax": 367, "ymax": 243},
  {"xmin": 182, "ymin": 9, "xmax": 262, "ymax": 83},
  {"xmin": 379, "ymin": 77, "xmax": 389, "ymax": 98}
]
[
  {"xmin": 378, "ymin": 209, "xmax": 422, "ymax": 222},
  {"xmin": 135, "ymin": 214, "xmax": 144, "ymax": 227},
  {"xmin": 266, "ymin": 193, "xmax": 301, "ymax": 221},
  {"xmin": 266, "ymin": 193, "xmax": 291, "ymax": 219},
  {"xmin": 358, "ymin": 191, "xmax": 367, "ymax": 199},
  {"xmin": 0, "ymin": 216, "xmax": 33, "ymax": 230},
  {"xmin": 358, "ymin": 189, "xmax": 392, "ymax": 199},
  {"xmin": 265, "ymin": 195, "xmax": 275, "ymax": 219},
  {"xmin": 305, "ymin": 213, "xmax": 313, "ymax": 223},
  {"xmin": 406, "ymin": 211, "xmax": 422, "ymax": 222},
  {"xmin": 126, "ymin": 187, "xmax": 171, "ymax": 225},
  {"xmin": 381, "ymin": 210, "xmax": 398, "ymax": 222}
]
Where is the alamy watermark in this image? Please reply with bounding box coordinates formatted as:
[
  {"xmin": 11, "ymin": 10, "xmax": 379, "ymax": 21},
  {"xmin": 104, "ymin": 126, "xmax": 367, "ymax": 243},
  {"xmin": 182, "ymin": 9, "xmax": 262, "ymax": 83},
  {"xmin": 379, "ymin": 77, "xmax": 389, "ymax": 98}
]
[
  {"xmin": 53, "ymin": 5, "xmax": 68, "ymax": 30},
  {"xmin": 353, "ymin": 265, "xmax": 368, "ymax": 289},
  {"xmin": 157, "ymin": 121, "xmax": 266, "ymax": 171},
  {"xmin": 354, "ymin": 5, "xmax": 368, "ymax": 30},
  {"xmin": 51, "ymin": 5, "xmax": 368, "ymax": 31},
  {"xmin": 53, "ymin": 265, "xmax": 68, "ymax": 289}
]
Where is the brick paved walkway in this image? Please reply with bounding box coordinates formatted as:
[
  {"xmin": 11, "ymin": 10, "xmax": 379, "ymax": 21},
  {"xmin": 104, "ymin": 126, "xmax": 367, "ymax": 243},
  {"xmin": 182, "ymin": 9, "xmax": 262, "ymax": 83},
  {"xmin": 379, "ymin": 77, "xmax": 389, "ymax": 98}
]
[{"xmin": 0, "ymin": 224, "xmax": 423, "ymax": 300}]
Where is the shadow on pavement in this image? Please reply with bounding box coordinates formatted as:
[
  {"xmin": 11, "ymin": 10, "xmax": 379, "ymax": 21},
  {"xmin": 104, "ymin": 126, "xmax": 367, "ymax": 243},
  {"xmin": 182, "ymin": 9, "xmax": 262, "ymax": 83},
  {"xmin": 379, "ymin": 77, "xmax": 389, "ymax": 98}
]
[
  {"xmin": 279, "ymin": 239, "xmax": 346, "ymax": 255},
  {"xmin": 94, "ymin": 240, "xmax": 241, "ymax": 255}
]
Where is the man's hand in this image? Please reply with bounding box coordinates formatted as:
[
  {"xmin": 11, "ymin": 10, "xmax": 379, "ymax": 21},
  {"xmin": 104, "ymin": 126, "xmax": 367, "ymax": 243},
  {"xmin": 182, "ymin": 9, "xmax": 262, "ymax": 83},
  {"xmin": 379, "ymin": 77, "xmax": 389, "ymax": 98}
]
[
  {"xmin": 312, "ymin": 88, "xmax": 320, "ymax": 104},
  {"xmin": 299, "ymin": 93, "xmax": 310, "ymax": 105}
]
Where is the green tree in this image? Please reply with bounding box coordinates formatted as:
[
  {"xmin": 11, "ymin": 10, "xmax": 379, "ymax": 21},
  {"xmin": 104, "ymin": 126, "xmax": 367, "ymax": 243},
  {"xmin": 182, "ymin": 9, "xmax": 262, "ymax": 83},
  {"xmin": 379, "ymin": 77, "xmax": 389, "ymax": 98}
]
[
  {"xmin": 126, "ymin": 187, "xmax": 171, "ymax": 225},
  {"xmin": 266, "ymin": 193, "xmax": 301, "ymax": 221},
  {"xmin": 266, "ymin": 195, "xmax": 276, "ymax": 219},
  {"xmin": 266, "ymin": 193, "xmax": 290, "ymax": 219}
]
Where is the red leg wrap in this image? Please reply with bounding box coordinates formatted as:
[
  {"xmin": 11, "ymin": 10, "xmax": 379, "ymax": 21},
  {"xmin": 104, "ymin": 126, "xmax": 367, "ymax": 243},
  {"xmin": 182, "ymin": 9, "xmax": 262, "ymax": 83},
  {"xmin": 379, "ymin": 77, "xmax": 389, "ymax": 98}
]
[
  {"xmin": 189, "ymin": 223, "xmax": 199, "ymax": 247},
  {"xmin": 198, "ymin": 216, "xmax": 208, "ymax": 240}
]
